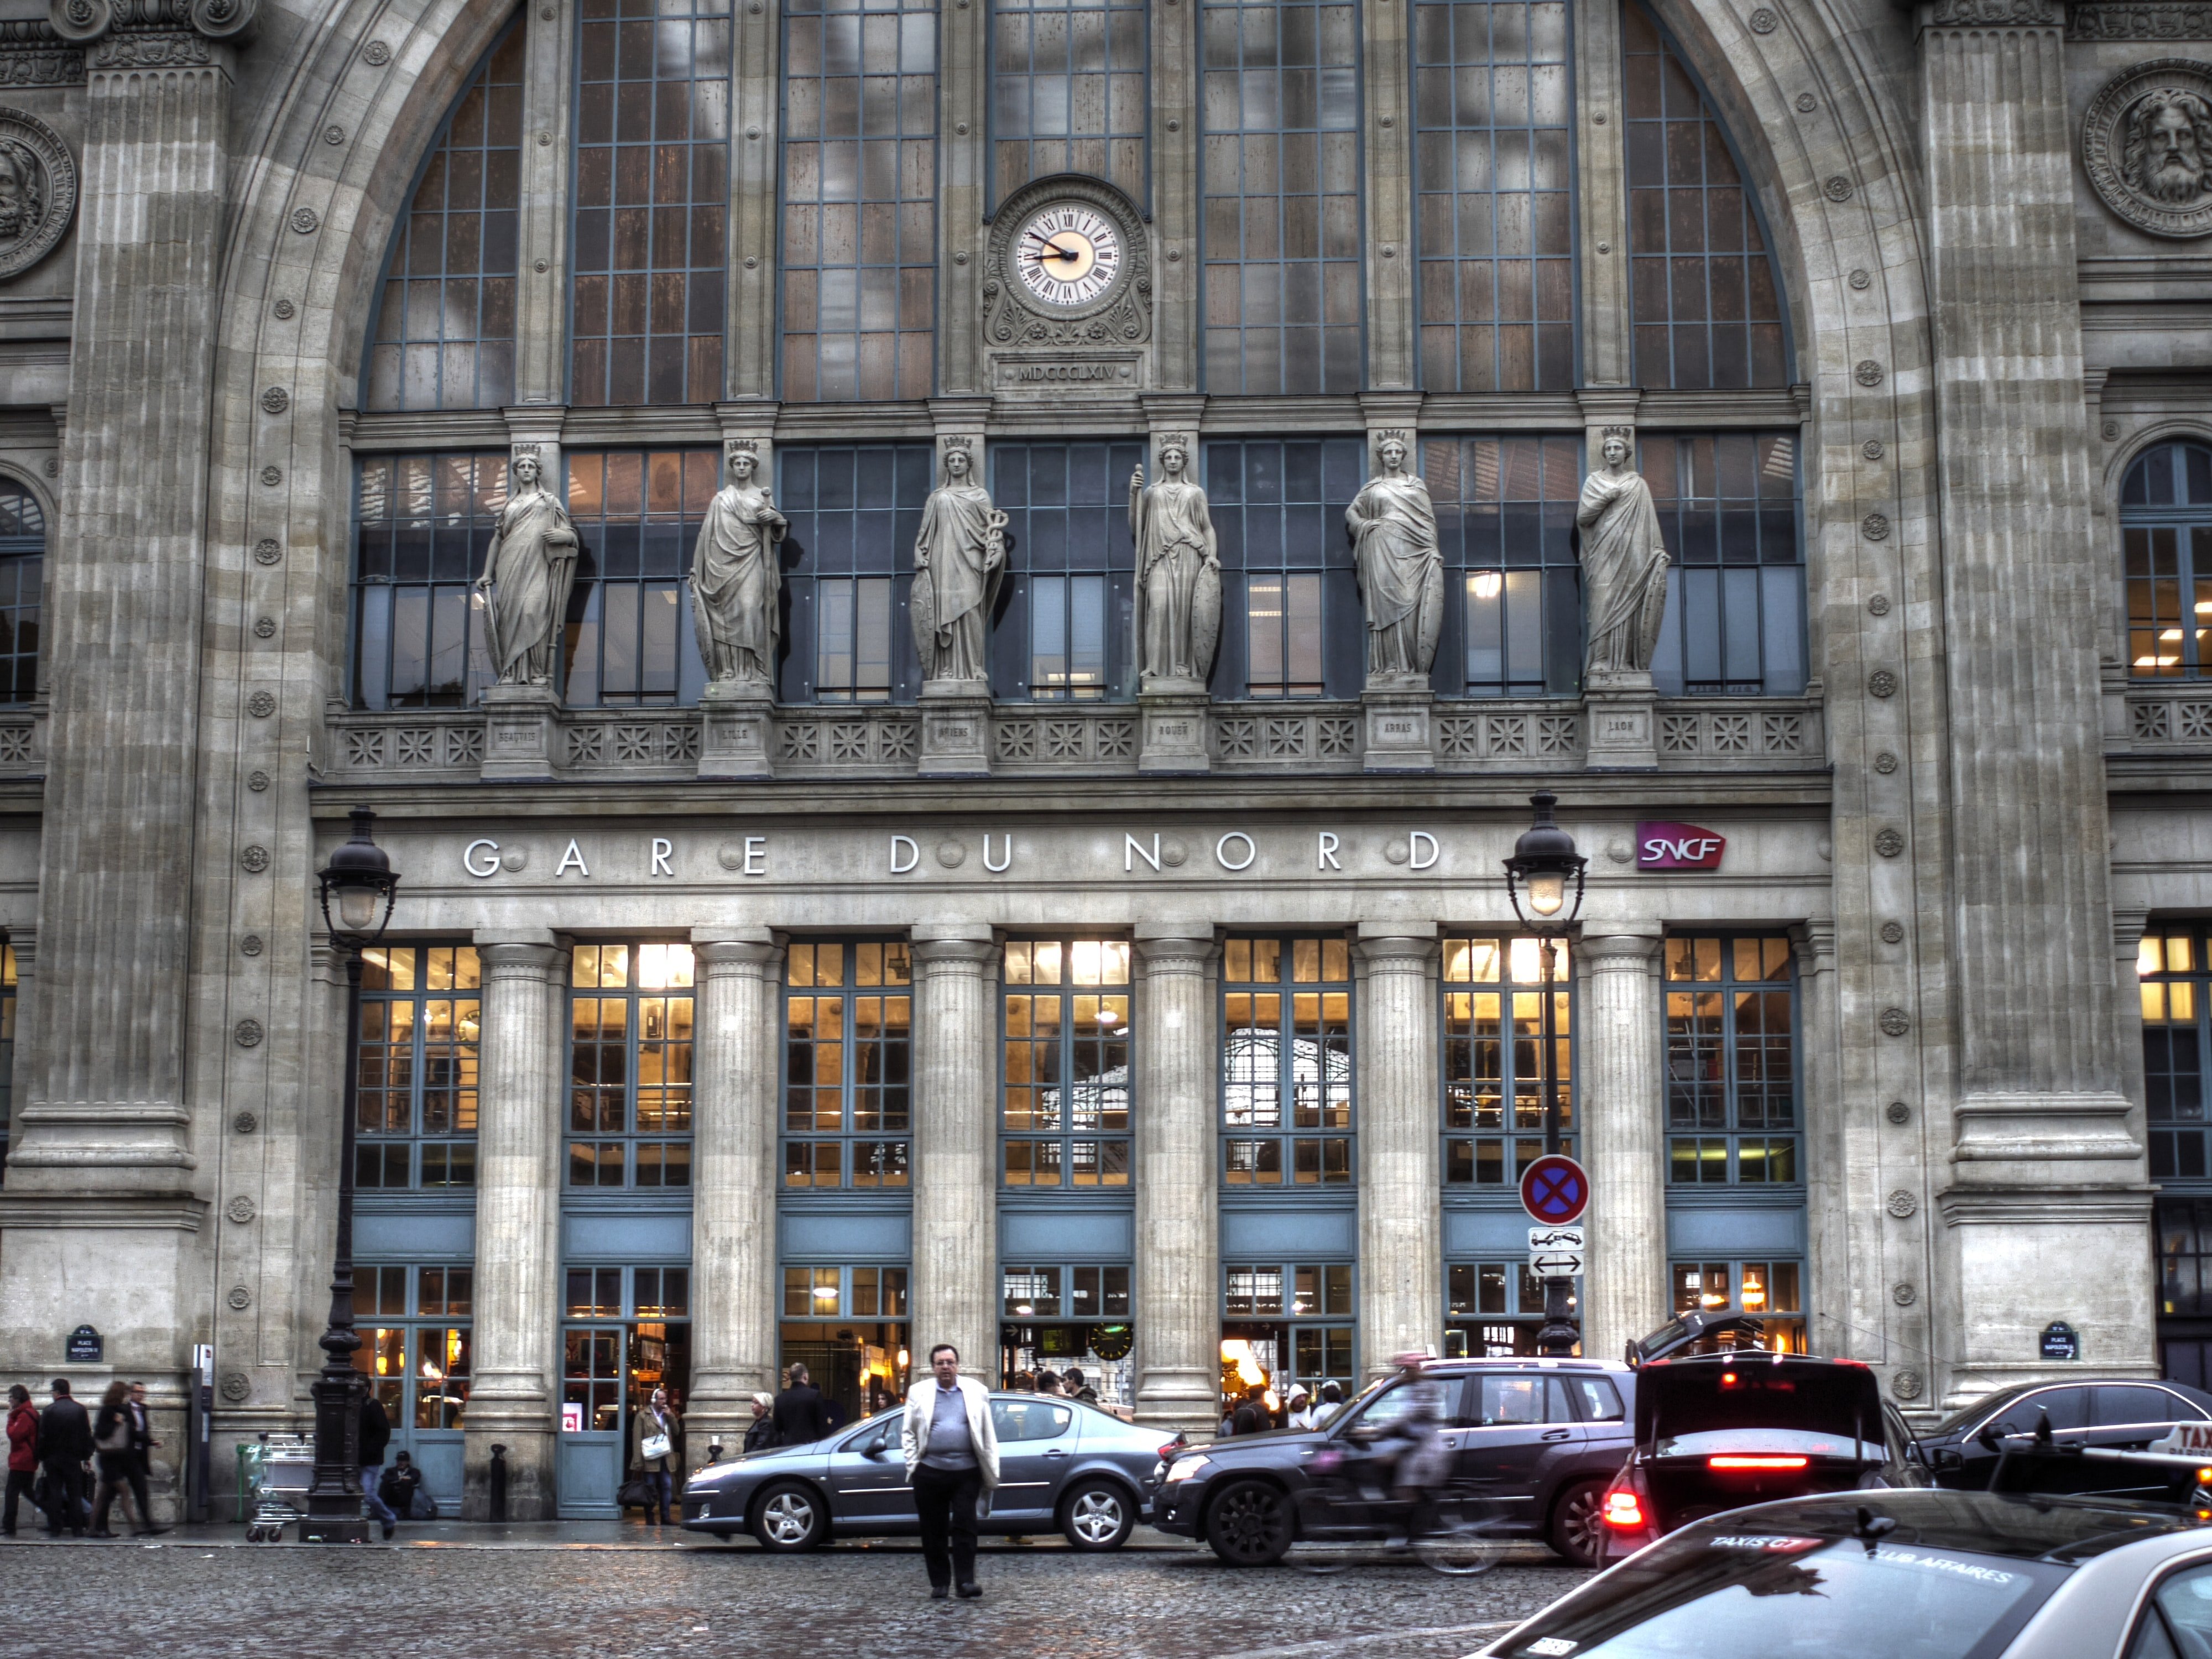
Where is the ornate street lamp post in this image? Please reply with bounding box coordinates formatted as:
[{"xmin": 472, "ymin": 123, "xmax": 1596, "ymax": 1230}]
[
  {"xmin": 1503, "ymin": 791, "xmax": 1587, "ymax": 1359},
  {"xmin": 302, "ymin": 806, "xmax": 400, "ymax": 1544}
]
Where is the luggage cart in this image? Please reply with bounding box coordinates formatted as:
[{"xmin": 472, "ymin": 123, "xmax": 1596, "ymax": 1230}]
[{"xmin": 238, "ymin": 1433, "xmax": 315, "ymax": 1542}]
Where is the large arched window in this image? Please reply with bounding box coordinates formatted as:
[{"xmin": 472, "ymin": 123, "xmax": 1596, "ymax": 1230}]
[
  {"xmin": 362, "ymin": 25, "xmax": 525, "ymax": 411},
  {"xmin": 2124, "ymin": 440, "xmax": 2212, "ymax": 678}
]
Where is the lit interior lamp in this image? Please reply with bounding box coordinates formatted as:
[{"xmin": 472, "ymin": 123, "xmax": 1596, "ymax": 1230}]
[
  {"xmin": 1743, "ymin": 1271, "xmax": 1767, "ymax": 1310},
  {"xmin": 1472, "ymin": 570, "xmax": 1503, "ymax": 601},
  {"xmin": 813, "ymin": 1284, "xmax": 838, "ymax": 1305}
]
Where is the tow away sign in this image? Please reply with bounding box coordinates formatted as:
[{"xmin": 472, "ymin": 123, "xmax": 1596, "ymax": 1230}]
[{"xmin": 1528, "ymin": 1225, "xmax": 1585, "ymax": 1280}]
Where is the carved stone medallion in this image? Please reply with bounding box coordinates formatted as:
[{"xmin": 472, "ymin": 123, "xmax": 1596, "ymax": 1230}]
[
  {"xmin": 233, "ymin": 1017, "xmax": 263, "ymax": 1047},
  {"xmin": 0, "ymin": 107, "xmax": 73, "ymax": 281},
  {"xmin": 2083, "ymin": 59, "xmax": 2212, "ymax": 237},
  {"xmin": 1885, "ymin": 1186, "xmax": 1918, "ymax": 1217},
  {"xmin": 225, "ymin": 1194, "xmax": 256, "ymax": 1223},
  {"xmin": 220, "ymin": 1373, "xmax": 251, "ymax": 1402},
  {"xmin": 1881, "ymin": 919, "xmax": 1905, "ymax": 945},
  {"xmin": 1879, "ymin": 1005, "xmax": 1911, "ymax": 1036},
  {"xmin": 1875, "ymin": 827, "xmax": 1906, "ymax": 857},
  {"xmin": 1891, "ymin": 1368, "xmax": 1922, "ymax": 1401},
  {"xmin": 232, "ymin": 1109, "xmax": 258, "ymax": 1133},
  {"xmin": 227, "ymin": 1285, "xmax": 251, "ymax": 1311},
  {"xmin": 1885, "ymin": 1100, "xmax": 1911, "ymax": 1124}
]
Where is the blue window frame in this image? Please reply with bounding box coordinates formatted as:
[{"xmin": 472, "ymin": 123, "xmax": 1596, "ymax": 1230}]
[
  {"xmin": 1663, "ymin": 935, "xmax": 1798, "ymax": 1187},
  {"xmin": 363, "ymin": 23, "xmax": 524, "ymax": 411},
  {"xmin": 1222, "ymin": 935, "xmax": 1354, "ymax": 1186},
  {"xmin": 356, "ymin": 945, "xmax": 483, "ymax": 1191},
  {"xmin": 1199, "ymin": 0, "xmax": 1363, "ymax": 392},
  {"xmin": 1412, "ymin": 0, "xmax": 1575, "ymax": 390},
  {"xmin": 783, "ymin": 940, "xmax": 914, "ymax": 1190},
  {"xmin": 2122, "ymin": 441, "xmax": 2212, "ymax": 678},
  {"xmin": 778, "ymin": 443, "xmax": 933, "ymax": 703},
  {"xmin": 990, "ymin": 0, "xmax": 1147, "ymax": 207},
  {"xmin": 1446, "ymin": 1261, "xmax": 1564, "ymax": 1358},
  {"xmin": 351, "ymin": 453, "xmax": 506, "ymax": 710},
  {"xmin": 780, "ymin": 0, "xmax": 938, "ymax": 401},
  {"xmin": 571, "ymin": 0, "xmax": 731, "ymax": 405},
  {"xmin": 1442, "ymin": 935, "xmax": 1574, "ymax": 1185},
  {"xmin": 990, "ymin": 441, "xmax": 1142, "ymax": 701},
  {"xmin": 2143, "ymin": 928, "xmax": 2211, "ymax": 1180},
  {"xmin": 1206, "ymin": 438, "xmax": 1365, "ymax": 700},
  {"xmin": 561, "ymin": 451, "xmax": 716, "ymax": 707},
  {"xmin": 1222, "ymin": 1261, "xmax": 1357, "ymax": 1410},
  {"xmin": 354, "ymin": 1265, "xmax": 475, "ymax": 1433},
  {"xmin": 1424, "ymin": 436, "xmax": 1582, "ymax": 697},
  {"xmin": 1672, "ymin": 1259, "xmax": 1803, "ymax": 1353},
  {"xmin": 0, "ymin": 482, "xmax": 43, "ymax": 705},
  {"xmin": 779, "ymin": 1264, "xmax": 911, "ymax": 1416},
  {"xmin": 1623, "ymin": 2, "xmax": 1788, "ymax": 389},
  {"xmin": 1002, "ymin": 938, "xmax": 1132, "ymax": 1188},
  {"xmin": 1644, "ymin": 432, "xmax": 1805, "ymax": 697},
  {"xmin": 567, "ymin": 943, "xmax": 696, "ymax": 1190}
]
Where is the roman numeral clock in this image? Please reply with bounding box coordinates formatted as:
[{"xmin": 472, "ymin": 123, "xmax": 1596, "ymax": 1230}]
[{"xmin": 981, "ymin": 175, "xmax": 1153, "ymax": 397}]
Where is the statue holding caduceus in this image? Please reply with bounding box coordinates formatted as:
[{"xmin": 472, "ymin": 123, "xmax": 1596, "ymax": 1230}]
[{"xmin": 911, "ymin": 442, "xmax": 1007, "ymax": 686}]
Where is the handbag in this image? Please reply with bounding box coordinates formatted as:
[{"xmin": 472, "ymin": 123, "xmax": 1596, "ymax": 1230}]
[
  {"xmin": 640, "ymin": 1430, "xmax": 672, "ymax": 1463},
  {"xmin": 616, "ymin": 1473, "xmax": 653, "ymax": 1509},
  {"xmin": 95, "ymin": 1416, "xmax": 129, "ymax": 1454}
]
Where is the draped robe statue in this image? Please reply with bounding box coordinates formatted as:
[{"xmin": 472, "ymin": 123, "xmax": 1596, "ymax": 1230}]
[
  {"xmin": 911, "ymin": 446, "xmax": 1006, "ymax": 685},
  {"xmin": 1129, "ymin": 441, "xmax": 1222, "ymax": 687},
  {"xmin": 476, "ymin": 452, "xmax": 580, "ymax": 687},
  {"xmin": 1345, "ymin": 437, "xmax": 1443, "ymax": 680},
  {"xmin": 1578, "ymin": 435, "xmax": 1672, "ymax": 677},
  {"xmin": 690, "ymin": 449, "xmax": 787, "ymax": 686}
]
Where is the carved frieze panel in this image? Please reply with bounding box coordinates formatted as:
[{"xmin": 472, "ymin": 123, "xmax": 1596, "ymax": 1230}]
[
  {"xmin": 2083, "ymin": 59, "xmax": 2212, "ymax": 237},
  {"xmin": 2072, "ymin": 2, "xmax": 2212, "ymax": 38}
]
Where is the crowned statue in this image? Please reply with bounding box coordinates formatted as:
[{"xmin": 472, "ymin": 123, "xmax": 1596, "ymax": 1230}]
[
  {"xmin": 1129, "ymin": 437, "xmax": 1222, "ymax": 689},
  {"xmin": 1345, "ymin": 435, "xmax": 1443, "ymax": 682},
  {"xmin": 1578, "ymin": 432, "xmax": 1672, "ymax": 679},
  {"xmin": 690, "ymin": 447, "xmax": 787, "ymax": 687},
  {"xmin": 911, "ymin": 444, "xmax": 1007, "ymax": 686},
  {"xmin": 476, "ymin": 451, "xmax": 580, "ymax": 688}
]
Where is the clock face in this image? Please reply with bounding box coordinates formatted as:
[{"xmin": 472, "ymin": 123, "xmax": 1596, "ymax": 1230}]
[{"xmin": 1014, "ymin": 202, "xmax": 1124, "ymax": 309}]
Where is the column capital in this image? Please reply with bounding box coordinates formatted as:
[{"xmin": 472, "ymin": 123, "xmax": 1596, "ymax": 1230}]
[
  {"xmin": 1135, "ymin": 921, "xmax": 1214, "ymax": 971},
  {"xmin": 2113, "ymin": 906, "xmax": 2151, "ymax": 954},
  {"xmin": 911, "ymin": 924, "xmax": 994, "ymax": 969},
  {"xmin": 1354, "ymin": 926, "xmax": 1438, "ymax": 969},
  {"xmin": 477, "ymin": 938, "xmax": 564, "ymax": 979},
  {"xmin": 692, "ymin": 926, "xmax": 780, "ymax": 973},
  {"xmin": 55, "ymin": 0, "xmax": 257, "ymax": 62},
  {"xmin": 1580, "ymin": 931, "xmax": 1663, "ymax": 969}
]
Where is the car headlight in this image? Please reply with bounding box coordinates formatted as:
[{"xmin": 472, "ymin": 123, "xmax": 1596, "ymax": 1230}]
[{"xmin": 1164, "ymin": 1455, "xmax": 1211, "ymax": 1484}]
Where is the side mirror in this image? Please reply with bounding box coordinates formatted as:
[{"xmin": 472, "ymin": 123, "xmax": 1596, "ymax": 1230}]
[
  {"xmin": 1975, "ymin": 1421, "xmax": 2015, "ymax": 1453},
  {"xmin": 1932, "ymin": 1447, "xmax": 1964, "ymax": 1470},
  {"xmin": 860, "ymin": 1436, "xmax": 888, "ymax": 1461}
]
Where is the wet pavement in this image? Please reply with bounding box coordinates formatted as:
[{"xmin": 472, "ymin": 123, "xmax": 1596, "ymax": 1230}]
[{"xmin": 0, "ymin": 1523, "xmax": 1590, "ymax": 1658}]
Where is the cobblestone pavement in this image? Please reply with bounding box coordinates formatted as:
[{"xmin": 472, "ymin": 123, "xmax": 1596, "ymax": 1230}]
[{"xmin": 0, "ymin": 1527, "xmax": 1589, "ymax": 1659}]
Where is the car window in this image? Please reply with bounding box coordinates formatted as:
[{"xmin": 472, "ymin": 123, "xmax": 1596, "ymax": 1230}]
[
  {"xmin": 992, "ymin": 1400, "xmax": 1072, "ymax": 1443},
  {"xmin": 2101, "ymin": 1386, "xmax": 2198, "ymax": 1427},
  {"xmin": 1995, "ymin": 1386, "xmax": 2089, "ymax": 1433},
  {"xmin": 1476, "ymin": 1375, "xmax": 1552, "ymax": 1427},
  {"xmin": 2128, "ymin": 1559, "xmax": 2212, "ymax": 1659},
  {"xmin": 844, "ymin": 1418, "xmax": 896, "ymax": 1454},
  {"xmin": 1347, "ymin": 1378, "xmax": 1457, "ymax": 1431},
  {"xmin": 1572, "ymin": 1376, "xmax": 1626, "ymax": 1423}
]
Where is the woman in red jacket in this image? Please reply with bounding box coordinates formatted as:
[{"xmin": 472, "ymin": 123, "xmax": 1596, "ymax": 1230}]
[{"xmin": 3, "ymin": 1383, "xmax": 36, "ymax": 1536}]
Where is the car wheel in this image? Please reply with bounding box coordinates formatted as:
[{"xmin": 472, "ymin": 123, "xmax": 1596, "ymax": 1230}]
[
  {"xmin": 1060, "ymin": 1479, "xmax": 1135, "ymax": 1552},
  {"xmin": 1549, "ymin": 1478, "xmax": 1609, "ymax": 1569},
  {"xmin": 1206, "ymin": 1479, "xmax": 1293, "ymax": 1567},
  {"xmin": 752, "ymin": 1481, "xmax": 828, "ymax": 1552}
]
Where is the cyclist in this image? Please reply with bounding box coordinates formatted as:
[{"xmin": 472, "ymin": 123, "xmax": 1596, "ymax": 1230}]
[{"xmin": 1362, "ymin": 1353, "xmax": 1453, "ymax": 1545}]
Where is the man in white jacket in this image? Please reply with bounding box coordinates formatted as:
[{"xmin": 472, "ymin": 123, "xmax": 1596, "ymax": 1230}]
[{"xmin": 901, "ymin": 1343, "xmax": 1001, "ymax": 1599}]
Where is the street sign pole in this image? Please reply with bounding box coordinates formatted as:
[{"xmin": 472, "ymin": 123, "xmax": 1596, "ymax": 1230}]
[{"xmin": 1535, "ymin": 931, "xmax": 1578, "ymax": 1358}]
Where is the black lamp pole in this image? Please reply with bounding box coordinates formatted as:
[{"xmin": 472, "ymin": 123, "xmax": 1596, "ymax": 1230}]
[
  {"xmin": 1503, "ymin": 791, "xmax": 1587, "ymax": 1360},
  {"xmin": 302, "ymin": 805, "xmax": 400, "ymax": 1545}
]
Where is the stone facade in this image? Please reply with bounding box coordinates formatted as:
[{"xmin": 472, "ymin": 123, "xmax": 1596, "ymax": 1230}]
[{"xmin": 0, "ymin": 0, "xmax": 2199, "ymax": 1522}]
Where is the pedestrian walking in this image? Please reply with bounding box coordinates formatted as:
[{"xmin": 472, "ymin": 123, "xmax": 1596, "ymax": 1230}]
[
  {"xmin": 1036, "ymin": 1370, "xmax": 1065, "ymax": 1397},
  {"xmin": 120, "ymin": 1383, "xmax": 165, "ymax": 1535},
  {"xmin": 1230, "ymin": 1385, "xmax": 1270, "ymax": 1436},
  {"xmin": 1063, "ymin": 1368, "xmax": 1099, "ymax": 1405},
  {"xmin": 359, "ymin": 1392, "xmax": 399, "ymax": 1540},
  {"xmin": 88, "ymin": 1380, "xmax": 141, "ymax": 1537},
  {"xmin": 4, "ymin": 1383, "xmax": 36, "ymax": 1536},
  {"xmin": 36, "ymin": 1379, "xmax": 90, "ymax": 1538},
  {"xmin": 632, "ymin": 1386, "xmax": 681, "ymax": 1526},
  {"xmin": 742, "ymin": 1392, "xmax": 780, "ymax": 1454},
  {"xmin": 773, "ymin": 1363, "xmax": 828, "ymax": 1447},
  {"xmin": 900, "ymin": 1343, "xmax": 999, "ymax": 1601}
]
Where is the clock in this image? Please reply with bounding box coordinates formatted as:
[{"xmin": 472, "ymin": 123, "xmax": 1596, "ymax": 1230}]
[{"xmin": 1013, "ymin": 201, "xmax": 1126, "ymax": 310}]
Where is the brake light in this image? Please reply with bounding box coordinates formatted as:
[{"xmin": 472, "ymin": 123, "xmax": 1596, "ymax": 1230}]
[
  {"xmin": 1709, "ymin": 1455, "xmax": 1809, "ymax": 1470},
  {"xmin": 1159, "ymin": 1444, "xmax": 1182, "ymax": 1460},
  {"xmin": 1603, "ymin": 1489, "xmax": 1646, "ymax": 1530}
]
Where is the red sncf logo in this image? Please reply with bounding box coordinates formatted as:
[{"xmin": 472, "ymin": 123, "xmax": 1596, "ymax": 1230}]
[{"xmin": 1636, "ymin": 822, "xmax": 1726, "ymax": 870}]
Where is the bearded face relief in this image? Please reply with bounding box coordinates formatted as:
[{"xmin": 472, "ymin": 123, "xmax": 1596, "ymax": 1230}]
[
  {"xmin": 0, "ymin": 151, "xmax": 29, "ymax": 242},
  {"xmin": 2085, "ymin": 61, "xmax": 2212, "ymax": 238},
  {"xmin": 0, "ymin": 113, "xmax": 71, "ymax": 281},
  {"xmin": 2129, "ymin": 90, "xmax": 2212, "ymax": 207}
]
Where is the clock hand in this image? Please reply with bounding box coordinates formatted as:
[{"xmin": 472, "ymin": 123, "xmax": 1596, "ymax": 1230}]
[{"xmin": 1025, "ymin": 231, "xmax": 1083, "ymax": 263}]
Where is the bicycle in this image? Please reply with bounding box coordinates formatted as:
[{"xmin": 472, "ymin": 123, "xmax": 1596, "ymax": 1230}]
[{"xmin": 1290, "ymin": 1447, "xmax": 1512, "ymax": 1576}]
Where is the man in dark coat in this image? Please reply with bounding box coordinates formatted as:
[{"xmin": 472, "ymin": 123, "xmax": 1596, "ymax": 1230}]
[
  {"xmin": 37, "ymin": 1379, "xmax": 91, "ymax": 1537},
  {"xmin": 772, "ymin": 1363, "xmax": 830, "ymax": 1447},
  {"xmin": 359, "ymin": 1393, "xmax": 398, "ymax": 1540},
  {"xmin": 1230, "ymin": 1385, "xmax": 1271, "ymax": 1437}
]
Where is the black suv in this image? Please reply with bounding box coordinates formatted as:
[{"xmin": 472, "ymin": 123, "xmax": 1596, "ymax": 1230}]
[
  {"xmin": 1914, "ymin": 1375, "xmax": 2212, "ymax": 1490},
  {"xmin": 1152, "ymin": 1358, "xmax": 1636, "ymax": 1568}
]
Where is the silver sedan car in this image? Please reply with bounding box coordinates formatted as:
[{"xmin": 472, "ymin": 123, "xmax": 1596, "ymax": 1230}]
[
  {"xmin": 1479, "ymin": 1487, "xmax": 2212, "ymax": 1658},
  {"xmin": 680, "ymin": 1394, "xmax": 1171, "ymax": 1552}
]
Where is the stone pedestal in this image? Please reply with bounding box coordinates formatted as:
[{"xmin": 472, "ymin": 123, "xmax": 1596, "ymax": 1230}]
[
  {"xmin": 1354, "ymin": 927, "xmax": 1441, "ymax": 1379},
  {"xmin": 1360, "ymin": 681, "xmax": 1435, "ymax": 773},
  {"xmin": 462, "ymin": 936, "xmax": 565, "ymax": 1520},
  {"xmin": 1133, "ymin": 926, "xmax": 1220, "ymax": 1433},
  {"xmin": 479, "ymin": 682, "xmax": 563, "ymax": 782},
  {"xmin": 1583, "ymin": 670, "xmax": 1657, "ymax": 771},
  {"xmin": 1138, "ymin": 685, "xmax": 1211, "ymax": 775},
  {"xmin": 1577, "ymin": 932, "xmax": 1666, "ymax": 1367},
  {"xmin": 696, "ymin": 681, "xmax": 776, "ymax": 781},
  {"xmin": 916, "ymin": 682, "xmax": 992, "ymax": 779},
  {"xmin": 910, "ymin": 928, "xmax": 999, "ymax": 1381},
  {"xmin": 686, "ymin": 931, "xmax": 782, "ymax": 1469}
]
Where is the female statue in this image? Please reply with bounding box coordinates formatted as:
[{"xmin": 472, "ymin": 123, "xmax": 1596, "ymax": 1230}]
[
  {"xmin": 1578, "ymin": 433, "xmax": 1672, "ymax": 677},
  {"xmin": 690, "ymin": 448, "xmax": 787, "ymax": 685},
  {"xmin": 1128, "ymin": 439, "xmax": 1222, "ymax": 687},
  {"xmin": 911, "ymin": 444, "xmax": 1006, "ymax": 685},
  {"xmin": 476, "ymin": 451, "xmax": 580, "ymax": 687},
  {"xmin": 1345, "ymin": 436, "xmax": 1443, "ymax": 680}
]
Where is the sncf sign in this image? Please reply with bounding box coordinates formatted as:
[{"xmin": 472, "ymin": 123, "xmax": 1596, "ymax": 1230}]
[{"xmin": 1637, "ymin": 822, "xmax": 1726, "ymax": 871}]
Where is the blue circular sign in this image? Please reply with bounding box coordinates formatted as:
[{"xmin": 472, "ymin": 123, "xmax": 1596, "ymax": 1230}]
[{"xmin": 1520, "ymin": 1155, "xmax": 1590, "ymax": 1225}]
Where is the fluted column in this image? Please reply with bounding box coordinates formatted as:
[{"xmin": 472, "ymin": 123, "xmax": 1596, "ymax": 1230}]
[
  {"xmin": 686, "ymin": 930, "xmax": 782, "ymax": 1467},
  {"xmin": 462, "ymin": 935, "xmax": 565, "ymax": 1520},
  {"xmin": 1919, "ymin": 0, "xmax": 2153, "ymax": 1392},
  {"xmin": 1134, "ymin": 925, "xmax": 1218, "ymax": 1433},
  {"xmin": 910, "ymin": 927, "xmax": 998, "ymax": 1382},
  {"xmin": 1578, "ymin": 932, "xmax": 1665, "ymax": 1368},
  {"xmin": 1355, "ymin": 925, "xmax": 1440, "ymax": 1380}
]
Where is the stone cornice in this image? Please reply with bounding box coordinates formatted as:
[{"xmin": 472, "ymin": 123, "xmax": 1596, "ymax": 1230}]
[
  {"xmin": 0, "ymin": 1192, "xmax": 206, "ymax": 1229},
  {"xmin": 49, "ymin": 0, "xmax": 257, "ymax": 66},
  {"xmin": 0, "ymin": 22, "xmax": 82, "ymax": 85},
  {"xmin": 1917, "ymin": 0, "xmax": 2063, "ymax": 27},
  {"xmin": 2070, "ymin": 1, "xmax": 2212, "ymax": 36}
]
